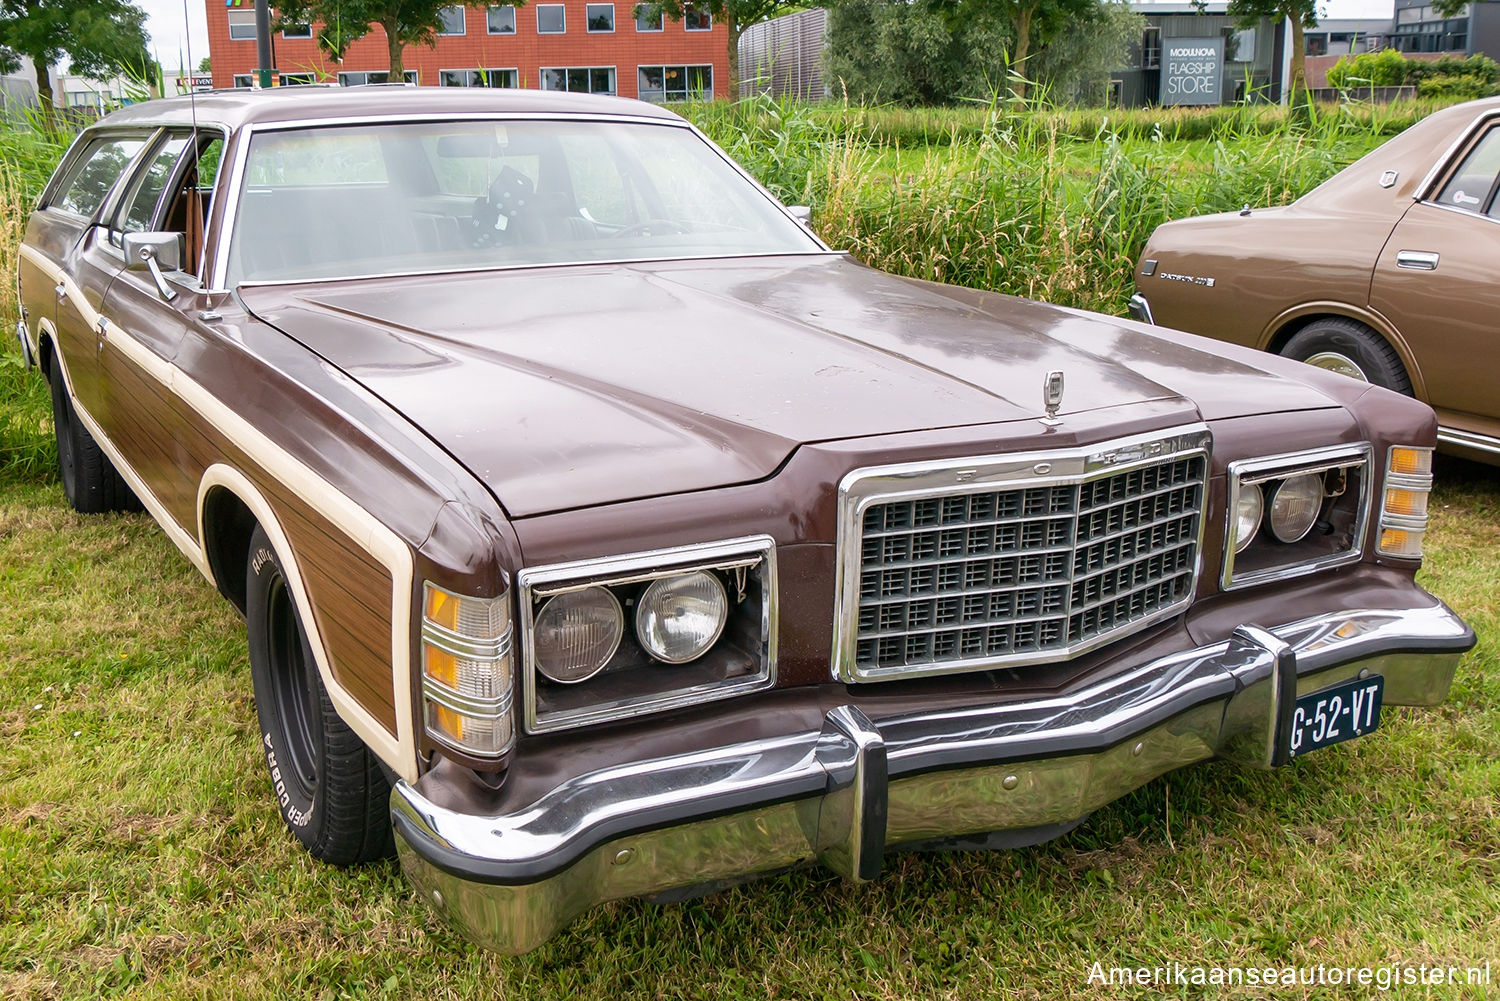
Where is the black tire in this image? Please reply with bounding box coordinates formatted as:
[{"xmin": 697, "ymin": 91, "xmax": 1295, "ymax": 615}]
[
  {"xmin": 246, "ymin": 525, "xmax": 393, "ymax": 865},
  {"xmin": 1281, "ymin": 318, "xmax": 1412, "ymax": 395},
  {"xmin": 48, "ymin": 367, "xmax": 139, "ymax": 513}
]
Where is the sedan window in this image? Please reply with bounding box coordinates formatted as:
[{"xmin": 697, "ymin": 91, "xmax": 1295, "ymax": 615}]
[
  {"xmin": 113, "ymin": 134, "xmax": 192, "ymax": 245},
  {"xmin": 223, "ymin": 120, "xmax": 821, "ymax": 286},
  {"xmin": 1434, "ymin": 126, "xmax": 1500, "ymax": 216}
]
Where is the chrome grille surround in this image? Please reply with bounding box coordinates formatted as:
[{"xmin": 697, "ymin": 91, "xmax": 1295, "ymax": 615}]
[{"xmin": 833, "ymin": 426, "xmax": 1212, "ymax": 683}]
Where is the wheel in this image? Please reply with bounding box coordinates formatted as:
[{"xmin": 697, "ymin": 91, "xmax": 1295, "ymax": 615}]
[
  {"xmin": 1280, "ymin": 318, "xmax": 1412, "ymax": 395},
  {"xmin": 48, "ymin": 366, "xmax": 138, "ymax": 513},
  {"xmin": 246, "ymin": 524, "xmax": 393, "ymax": 865}
]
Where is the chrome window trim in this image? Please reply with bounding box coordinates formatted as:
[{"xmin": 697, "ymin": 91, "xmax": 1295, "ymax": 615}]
[
  {"xmin": 1221, "ymin": 442, "xmax": 1372, "ymax": 591},
  {"xmin": 517, "ymin": 535, "xmax": 778, "ymax": 734},
  {"xmin": 209, "ymin": 112, "xmax": 829, "ymax": 292},
  {"xmin": 832, "ymin": 425, "xmax": 1212, "ymax": 684},
  {"xmin": 1413, "ymin": 108, "xmax": 1500, "ymax": 202}
]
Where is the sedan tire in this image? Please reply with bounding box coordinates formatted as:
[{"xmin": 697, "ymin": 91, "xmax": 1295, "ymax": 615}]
[
  {"xmin": 246, "ymin": 524, "xmax": 394, "ymax": 865},
  {"xmin": 1282, "ymin": 318, "xmax": 1412, "ymax": 395}
]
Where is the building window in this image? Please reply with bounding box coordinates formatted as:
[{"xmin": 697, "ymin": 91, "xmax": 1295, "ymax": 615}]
[
  {"xmin": 634, "ymin": 4, "xmax": 663, "ymax": 30},
  {"xmin": 637, "ymin": 64, "xmax": 711, "ymax": 101},
  {"xmin": 232, "ymin": 73, "xmax": 254, "ymax": 88},
  {"xmin": 437, "ymin": 5, "xmax": 467, "ymax": 34},
  {"xmin": 487, "ymin": 5, "xmax": 516, "ymax": 33},
  {"xmin": 539, "ymin": 66, "xmax": 616, "ymax": 94},
  {"xmin": 683, "ymin": 4, "xmax": 710, "ymax": 30},
  {"xmin": 282, "ymin": 23, "xmax": 312, "ymax": 39},
  {"xmin": 1141, "ymin": 26, "xmax": 1161, "ymax": 69},
  {"xmin": 338, "ymin": 70, "xmax": 419, "ymax": 85},
  {"xmin": 439, "ymin": 68, "xmax": 520, "ymax": 87},
  {"xmin": 227, "ymin": 10, "xmax": 257, "ymax": 40},
  {"xmin": 537, "ymin": 4, "xmax": 566, "ymax": 33},
  {"xmin": 1228, "ymin": 27, "xmax": 1255, "ymax": 62},
  {"xmin": 587, "ymin": 3, "xmax": 615, "ymax": 31},
  {"xmin": 279, "ymin": 72, "xmax": 316, "ymax": 85}
]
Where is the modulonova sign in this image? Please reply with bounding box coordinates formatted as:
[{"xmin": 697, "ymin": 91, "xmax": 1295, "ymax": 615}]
[{"xmin": 1161, "ymin": 37, "xmax": 1224, "ymax": 106}]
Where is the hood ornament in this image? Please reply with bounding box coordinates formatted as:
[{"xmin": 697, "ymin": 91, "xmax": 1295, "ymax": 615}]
[{"xmin": 1040, "ymin": 370, "xmax": 1064, "ymax": 427}]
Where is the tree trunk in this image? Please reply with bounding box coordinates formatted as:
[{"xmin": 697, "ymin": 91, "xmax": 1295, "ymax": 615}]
[
  {"xmin": 726, "ymin": 14, "xmax": 741, "ymax": 99},
  {"xmin": 383, "ymin": 16, "xmax": 405, "ymax": 78},
  {"xmin": 1010, "ymin": 5, "xmax": 1034, "ymax": 101},
  {"xmin": 34, "ymin": 59, "xmax": 57, "ymax": 134},
  {"xmin": 1287, "ymin": 17, "xmax": 1307, "ymax": 104}
]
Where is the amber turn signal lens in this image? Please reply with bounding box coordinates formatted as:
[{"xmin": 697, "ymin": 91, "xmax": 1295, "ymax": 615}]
[
  {"xmin": 1379, "ymin": 527, "xmax": 1424, "ymax": 559},
  {"xmin": 1383, "ymin": 487, "xmax": 1429, "ymax": 519},
  {"xmin": 425, "ymin": 587, "xmax": 460, "ymax": 632},
  {"xmin": 1387, "ymin": 447, "xmax": 1432, "ymax": 477}
]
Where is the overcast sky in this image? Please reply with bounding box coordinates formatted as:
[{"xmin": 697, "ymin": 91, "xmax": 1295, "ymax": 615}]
[{"xmin": 137, "ymin": 0, "xmax": 1399, "ymax": 75}]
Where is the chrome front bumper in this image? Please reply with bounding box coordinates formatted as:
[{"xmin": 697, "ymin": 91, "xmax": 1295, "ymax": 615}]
[
  {"xmin": 391, "ymin": 602, "xmax": 1471, "ymax": 954},
  {"xmin": 1127, "ymin": 293, "xmax": 1155, "ymax": 324}
]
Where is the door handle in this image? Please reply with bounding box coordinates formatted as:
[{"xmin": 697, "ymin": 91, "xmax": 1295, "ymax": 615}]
[{"xmin": 1396, "ymin": 250, "xmax": 1440, "ymax": 271}]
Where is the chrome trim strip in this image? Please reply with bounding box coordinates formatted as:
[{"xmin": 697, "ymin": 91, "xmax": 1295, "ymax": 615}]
[
  {"xmin": 1221, "ymin": 442, "xmax": 1373, "ymax": 591},
  {"xmin": 1437, "ymin": 426, "xmax": 1500, "ymax": 457},
  {"xmin": 391, "ymin": 601, "xmax": 1470, "ymax": 954},
  {"xmin": 421, "ymin": 676, "xmax": 514, "ymax": 717},
  {"xmin": 1413, "ymin": 109, "xmax": 1500, "ymax": 201},
  {"xmin": 421, "ymin": 620, "xmax": 512, "ymax": 660},
  {"xmin": 517, "ymin": 535, "xmax": 778, "ymax": 734},
  {"xmin": 832, "ymin": 425, "xmax": 1212, "ymax": 684}
]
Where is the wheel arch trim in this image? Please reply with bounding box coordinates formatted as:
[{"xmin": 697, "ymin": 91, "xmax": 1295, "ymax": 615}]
[
  {"xmin": 1258, "ymin": 302, "xmax": 1427, "ymax": 402},
  {"xmin": 197, "ymin": 464, "xmax": 417, "ymax": 782}
]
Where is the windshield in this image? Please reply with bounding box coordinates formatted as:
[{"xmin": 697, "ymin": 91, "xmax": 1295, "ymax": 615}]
[{"xmin": 223, "ymin": 119, "xmax": 821, "ymax": 286}]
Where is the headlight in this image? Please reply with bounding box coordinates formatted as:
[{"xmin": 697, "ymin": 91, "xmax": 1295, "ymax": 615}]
[
  {"xmin": 519, "ymin": 536, "xmax": 777, "ymax": 733},
  {"xmin": 1233, "ymin": 481, "xmax": 1263, "ymax": 553},
  {"xmin": 636, "ymin": 571, "xmax": 729, "ymax": 663},
  {"xmin": 533, "ymin": 587, "xmax": 624, "ymax": 684},
  {"xmin": 1268, "ymin": 473, "xmax": 1323, "ymax": 543},
  {"xmin": 422, "ymin": 584, "xmax": 514, "ymax": 758}
]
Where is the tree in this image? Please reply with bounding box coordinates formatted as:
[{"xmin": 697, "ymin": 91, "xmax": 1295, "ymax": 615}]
[
  {"xmin": 273, "ymin": 0, "xmax": 485, "ymax": 79},
  {"xmin": 825, "ymin": 0, "xmax": 1008, "ymax": 104},
  {"xmin": 197, "ymin": 55, "xmax": 211, "ymax": 74},
  {"xmin": 957, "ymin": 0, "xmax": 1095, "ymax": 99},
  {"xmin": 0, "ymin": 0, "xmax": 151, "ymax": 128},
  {"xmin": 1032, "ymin": 0, "xmax": 1142, "ymax": 104},
  {"xmin": 1226, "ymin": 0, "xmax": 1316, "ymax": 102},
  {"xmin": 645, "ymin": 0, "xmax": 809, "ymax": 97}
]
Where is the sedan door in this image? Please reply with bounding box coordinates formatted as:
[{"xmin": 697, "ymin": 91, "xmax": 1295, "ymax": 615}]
[{"xmin": 1370, "ymin": 118, "xmax": 1500, "ymax": 425}]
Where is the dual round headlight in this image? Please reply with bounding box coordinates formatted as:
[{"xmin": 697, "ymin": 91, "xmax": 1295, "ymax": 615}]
[
  {"xmin": 1234, "ymin": 473, "xmax": 1325, "ymax": 554},
  {"xmin": 533, "ymin": 571, "xmax": 729, "ymax": 684}
]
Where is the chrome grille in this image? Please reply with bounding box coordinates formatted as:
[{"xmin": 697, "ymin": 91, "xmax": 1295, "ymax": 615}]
[{"xmin": 835, "ymin": 431, "xmax": 1210, "ymax": 682}]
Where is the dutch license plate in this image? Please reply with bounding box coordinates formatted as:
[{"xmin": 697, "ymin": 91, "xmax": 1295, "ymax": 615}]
[{"xmin": 1288, "ymin": 675, "xmax": 1384, "ymax": 758}]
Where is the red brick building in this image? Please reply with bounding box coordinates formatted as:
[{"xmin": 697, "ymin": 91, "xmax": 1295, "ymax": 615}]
[{"xmin": 206, "ymin": 1, "xmax": 729, "ymax": 100}]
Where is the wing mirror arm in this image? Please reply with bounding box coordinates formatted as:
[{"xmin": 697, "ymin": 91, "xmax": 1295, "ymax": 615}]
[{"xmin": 123, "ymin": 232, "xmax": 184, "ymax": 303}]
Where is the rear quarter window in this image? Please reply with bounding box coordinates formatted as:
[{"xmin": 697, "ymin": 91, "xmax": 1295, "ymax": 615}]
[
  {"xmin": 49, "ymin": 136, "xmax": 148, "ymax": 218},
  {"xmin": 1434, "ymin": 126, "xmax": 1500, "ymax": 216}
]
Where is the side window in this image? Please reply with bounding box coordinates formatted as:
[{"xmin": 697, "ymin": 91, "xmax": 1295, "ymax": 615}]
[
  {"xmin": 112, "ymin": 134, "xmax": 192, "ymax": 246},
  {"xmin": 51, "ymin": 136, "xmax": 148, "ymax": 217},
  {"xmin": 1434, "ymin": 126, "xmax": 1500, "ymax": 216}
]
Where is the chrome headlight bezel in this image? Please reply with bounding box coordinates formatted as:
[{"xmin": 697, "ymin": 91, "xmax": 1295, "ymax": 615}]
[
  {"xmin": 1221, "ymin": 443, "xmax": 1373, "ymax": 591},
  {"xmin": 517, "ymin": 535, "xmax": 777, "ymax": 734}
]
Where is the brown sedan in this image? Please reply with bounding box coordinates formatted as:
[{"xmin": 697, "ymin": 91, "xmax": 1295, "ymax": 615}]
[
  {"xmin": 1132, "ymin": 96, "xmax": 1500, "ymax": 465},
  {"xmin": 14, "ymin": 86, "xmax": 1473, "ymax": 953}
]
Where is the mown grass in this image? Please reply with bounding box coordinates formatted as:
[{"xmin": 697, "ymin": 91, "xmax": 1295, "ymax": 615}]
[{"xmin": 2, "ymin": 103, "xmax": 1498, "ymax": 998}]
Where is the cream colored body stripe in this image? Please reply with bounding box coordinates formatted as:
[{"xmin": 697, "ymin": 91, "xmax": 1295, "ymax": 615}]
[{"xmin": 21, "ymin": 243, "xmax": 418, "ymax": 782}]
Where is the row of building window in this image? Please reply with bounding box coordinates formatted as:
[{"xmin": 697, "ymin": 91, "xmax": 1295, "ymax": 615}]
[
  {"xmin": 230, "ymin": 65, "xmax": 713, "ymax": 100},
  {"xmin": 227, "ymin": 4, "xmax": 710, "ymax": 41}
]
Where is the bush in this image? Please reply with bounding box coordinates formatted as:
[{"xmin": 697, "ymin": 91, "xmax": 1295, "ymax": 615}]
[
  {"xmin": 1326, "ymin": 50, "xmax": 1500, "ymax": 98},
  {"xmin": 1326, "ymin": 49, "xmax": 1409, "ymax": 89}
]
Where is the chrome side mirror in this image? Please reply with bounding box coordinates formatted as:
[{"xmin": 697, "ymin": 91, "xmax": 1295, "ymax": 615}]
[
  {"xmin": 788, "ymin": 205, "xmax": 812, "ymax": 227},
  {"xmin": 123, "ymin": 231, "xmax": 185, "ymax": 302}
]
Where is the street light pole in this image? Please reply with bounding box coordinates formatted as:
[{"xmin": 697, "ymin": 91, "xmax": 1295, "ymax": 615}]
[{"xmin": 254, "ymin": 0, "xmax": 275, "ymax": 88}]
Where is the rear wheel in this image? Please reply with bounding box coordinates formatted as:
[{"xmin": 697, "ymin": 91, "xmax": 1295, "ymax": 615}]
[
  {"xmin": 1281, "ymin": 318, "xmax": 1412, "ymax": 395},
  {"xmin": 246, "ymin": 525, "xmax": 393, "ymax": 865},
  {"xmin": 48, "ymin": 366, "xmax": 138, "ymax": 513}
]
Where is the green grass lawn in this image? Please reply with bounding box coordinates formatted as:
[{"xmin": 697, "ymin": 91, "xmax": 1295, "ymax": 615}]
[{"xmin": 2, "ymin": 329, "xmax": 1498, "ymax": 997}]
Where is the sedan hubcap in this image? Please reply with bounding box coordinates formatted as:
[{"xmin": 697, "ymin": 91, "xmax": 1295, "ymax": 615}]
[{"xmin": 1302, "ymin": 351, "xmax": 1368, "ymax": 382}]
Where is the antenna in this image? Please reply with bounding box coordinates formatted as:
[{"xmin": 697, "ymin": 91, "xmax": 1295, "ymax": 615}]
[{"xmin": 182, "ymin": 0, "xmax": 205, "ymax": 279}]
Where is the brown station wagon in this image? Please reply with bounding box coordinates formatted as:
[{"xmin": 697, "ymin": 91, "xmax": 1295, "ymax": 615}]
[
  {"xmin": 14, "ymin": 87, "xmax": 1475, "ymax": 953},
  {"xmin": 1132, "ymin": 96, "xmax": 1500, "ymax": 466}
]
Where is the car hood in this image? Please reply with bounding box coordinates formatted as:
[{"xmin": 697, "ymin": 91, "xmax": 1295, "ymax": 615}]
[{"xmin": 239, "ymin": 255, "xmax": 1341, "ymax": 517}]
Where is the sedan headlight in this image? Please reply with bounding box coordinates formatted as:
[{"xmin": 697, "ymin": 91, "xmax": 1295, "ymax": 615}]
[
  {"xmin": 518, "ymin": 536, "xmax": 777, "ymax": 733},
  {"xmin": 1222, "ymin": 444, "xmax": 1372, "ymax": 590}
]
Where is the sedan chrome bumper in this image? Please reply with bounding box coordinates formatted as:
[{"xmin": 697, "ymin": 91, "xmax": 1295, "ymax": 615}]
[
  {"xmin": 1127, "ymin": 293, "xmax": 1155, "ymax": 325},
  {"xmin": 391, "ymin": 602, "xmax": 1471, "ymax": 954}
]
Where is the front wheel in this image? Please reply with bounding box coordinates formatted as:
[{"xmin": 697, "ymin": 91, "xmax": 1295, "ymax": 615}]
[
  {"xmin": 246, "ymin": 524, "xmax": 393, "ymax": 865},
  {"xmin": 1281, "ymin": 318, "xmax": 1412, "ymax": 395}
]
